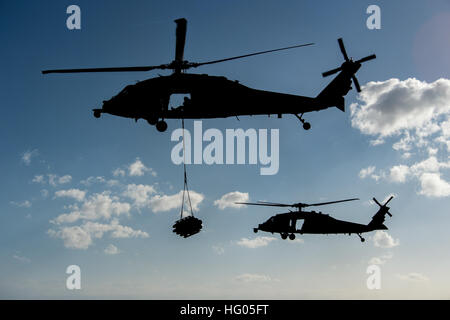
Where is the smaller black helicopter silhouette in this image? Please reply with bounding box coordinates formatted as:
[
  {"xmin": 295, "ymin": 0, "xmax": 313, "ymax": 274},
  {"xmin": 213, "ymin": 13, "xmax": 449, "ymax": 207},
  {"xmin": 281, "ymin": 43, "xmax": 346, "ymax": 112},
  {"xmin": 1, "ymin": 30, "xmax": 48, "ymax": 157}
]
[
  {"xmin": 237, "ymin": 196, "xmax": 394, "ymax": 242},
  {"xmin": 42, "ymin": 18, "xmax": 376, "ymax": 132}
]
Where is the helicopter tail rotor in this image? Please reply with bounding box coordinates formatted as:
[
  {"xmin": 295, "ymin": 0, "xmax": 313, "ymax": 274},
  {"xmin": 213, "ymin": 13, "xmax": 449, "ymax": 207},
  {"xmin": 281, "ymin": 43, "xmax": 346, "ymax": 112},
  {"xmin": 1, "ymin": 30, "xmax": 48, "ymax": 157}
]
[
  {"xmin": 321, "ymin": 38, "xmax": 376, "ymax": 92},
  {"xmin": 367, "ymin": 196, "xmax": 394, "ymax": 230}
]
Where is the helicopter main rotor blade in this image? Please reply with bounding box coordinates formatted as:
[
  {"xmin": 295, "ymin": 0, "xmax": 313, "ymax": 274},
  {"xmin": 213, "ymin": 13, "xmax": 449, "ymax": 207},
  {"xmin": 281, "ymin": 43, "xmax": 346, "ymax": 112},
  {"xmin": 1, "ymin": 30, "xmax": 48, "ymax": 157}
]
[
  {"xmin": 322, "ymin": 66, "xmax": 343, "ymax": 77},
  {"xmin": 372, "ymin": 197, "xmax": 382, "ymax": 207},
  {"xmin": 384, "ymin": 196, "xmax": 394, "ymax": 206},
  {"xmin": 42, "ymin": 64, "xmax": 169, "ymax": 74},
  {"xmin": 190, "ymin": 42, "xmax": 314, "ymax": 68},
  {"xmin": 303, "ymin": 198, "xmax": 360, "ymax": 207},
  {"xmin": 357, "ymin": 54, "xmax": 376, "ymax": 64},
  {"xmin": 338, "ymin": 38, "xmax": 349, "ymax": 62},
  {"xmin": 235, "ymin": 202, "xmax": 292, "ymax": 207},
  {"xmin": 352, "ymin": 75, "xmax": 361, "ymax": 92},
  {"xmin": 174, "ymin": 18, "xmax": 187, "ymax": 64}
]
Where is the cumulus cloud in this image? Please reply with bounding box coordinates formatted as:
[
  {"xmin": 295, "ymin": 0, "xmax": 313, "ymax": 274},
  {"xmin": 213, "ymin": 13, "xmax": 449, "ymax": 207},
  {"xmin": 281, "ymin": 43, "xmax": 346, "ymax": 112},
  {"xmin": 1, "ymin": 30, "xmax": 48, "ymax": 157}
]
[
  {"xmin": 48, "ymin": 174, "xmax": 72, "ymax": 187},
  {"xmin": 235, "ymin": 273, "xmax": 271, "ymax": 283},
  {"xmin": 351, "ymin": 78, "xmax": 450, "ymax": 138},
  {"xmin": 214, "ymin": 191, "xmax": 249, "ymax": 210},
  {"xmin": 33, "ymin": 174, "xmax": 73, "ymax": 186},
  {"xmin": 123, "ymin": 184, "xmax": 156, "ymax": 208},
  {"xmin": 51, "ymin": 192, "xmax": 131, "ymax": 224},
  {"xmin": 418, "ymin": 172, "xmax": 450, "ymax": 197},
  {"xmin": 21, "ymin": 149, "xmax": 38, "ymax": 165},
  {"xmin": 128, "ymin": 158, "xmax": 156, "ymax": 177},
  {"xmin": 104, "ymin": 244, "xmax": 120, "ymax": 255},
  {"xmin": 359, "ymin": 166, "xmax": 381, "ymax": 181},
  {"xmin": 389, "ymin": 165, "xmax": 409, "ymax": 183},
  {"xmin": 236, "ymin": 236, "xmax": 277, "ymax": 248},
  {"xmin": 373, "ymin": 231, "xmax": 399, "ymax": 248},
  {"xmin": 48, "ymin": 219, "xmax": 148, "ymax": 249},
  {"xmin": 54, "ymin": 189, "xmax": 86, "ymax": 201},
  {"xmin": 112, "ymin": 168, "xmax": 126, "ymax": 177},
  {"xmin": 352, "ymin": 78, "xmax": 450, "ymax": 198},
  {"xmin": 48, "ymin": 226, "xmax": 92, "ymax": 249},
  {"xmin": 148, "ymin": 190, "xmax": 204, "ymax": 213},
  {"xmin": 80, "ymin": 176, "xmax": 105, "ymax": 186},
  {"xmin": 32, "ymin": 175, "xmax": 45, "ymax": 184}
]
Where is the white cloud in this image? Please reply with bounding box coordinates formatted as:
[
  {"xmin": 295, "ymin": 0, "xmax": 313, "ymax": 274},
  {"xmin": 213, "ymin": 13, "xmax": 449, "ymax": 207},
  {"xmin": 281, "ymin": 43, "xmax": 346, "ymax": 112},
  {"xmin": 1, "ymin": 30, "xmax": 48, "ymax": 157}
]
[
  {"xmin": 235, "ymin": 273, "xmax": 271, "ymax": 283},
  {"xmin": 104, "ymin": 244, "xmax": 120, "ymax": 255},
  {"xmin": 373, "ymin": 231, "xmax": 399, "ymax": 248},
  {"xmin": 80, "ymin": 176, "xmax": 105, "ymax": 186},
  {"xmin": 128, "ymin": 158, "xmax": 156, "ymax": 177},
  {"xmin": 236, "ymin": 236, "xmax": 277, "ymax": 248},
  {"xmin": 48, "ymin": 226, "xmax": 92, "ymax": 249},
  {"xmin": 48, "ymin": 174, "xmax": 72, "ymax": 187},
  {"xmin": 112, "ymin": 168, "xmax": 126, "ymax": 177},
  {"xmin": 418, "ymin": 172, "xmax": 450, "ymax": 197},
  {"xmin": 48, "ymin": 219, "xmax": 148, "ymax": 250},
  {"xmin": 359, "ymin": 166, "xmax": 382, "ymax": 181},
  {"xmin": 389, "ymin": 165, "xmax": 410, "ymax": 183},
  {"xmin": 351, "ymin": 78, "xmax": 450, "ymax": 138},
  {"xmin": 351, "ymin": 78, "xmax": 450, "ymax": 198},
  {"xmin": 148, "ymin": 190, "xmax": 204, "ymax": 213},
  {"xmin": 54, "ymin": 189, "xmax": 86, "ymax": 201},
  {"xmin": 397, "ymin": 272, "xmax": 429, "ymax": 282},
  {"xmin": 359, "ymin": 166, "xmax": 375, "ymax": 179},
  {"xmin": 32, "ymin": 175, "xmax": 45, "ymax": 184},
  {"xmin": 51, "ymin": 192, "xmax": 131, "ymax": 224},
  {"xmin": 21, "ymin": 149, "xmax": 38, "ymax": 165},
  {"xmin": 41, "ymin": 189, "xmax": 49, "ymax": 198},
  {"xmin": 123, "ymin": 184, "xmax": 156, "ymax": 208},
  {"xmin": 10, "ymin": 200, "xmax": 31, "ymax": 208},
  {"xmin": 214, "ymin": 191, "xmax": 249, "ymax": 210}
]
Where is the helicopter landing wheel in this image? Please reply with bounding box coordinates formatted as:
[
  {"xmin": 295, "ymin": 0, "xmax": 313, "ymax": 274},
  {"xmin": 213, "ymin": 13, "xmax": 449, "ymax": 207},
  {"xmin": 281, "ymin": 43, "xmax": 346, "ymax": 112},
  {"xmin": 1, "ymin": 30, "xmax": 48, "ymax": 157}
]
[
  {"xmin": 281, "ymin": 233, "xmax": 288, "ymax": 240},
  {"xmin": 289, "ymin": 233, "xmax": 296, "ymax": 240},
  {"xmin": 147, "ymin": 116, "xmax": 158, "ymax": 126},
  {"xmin": 156, "ymin": 120, "xmax": 168, "ymax": 132},
  {"xmin": 294, "ymin": 113, "xmax": 311, "ymax": 131},
  {"xmin": 93, "ymin": 110, "xmax": 101, "ymax": 118},
  {"xmin": 357, "ymin": 234, "xmax": 365, "ymax": 242}
]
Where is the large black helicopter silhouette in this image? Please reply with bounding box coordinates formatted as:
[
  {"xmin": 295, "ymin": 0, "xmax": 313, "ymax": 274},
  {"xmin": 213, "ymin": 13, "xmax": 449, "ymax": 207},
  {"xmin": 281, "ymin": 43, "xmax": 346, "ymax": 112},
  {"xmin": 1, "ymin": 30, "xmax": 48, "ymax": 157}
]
[
  {"xmin": 42, "ymin": 18, "xmax": 376, "ymax": 132},
  {"xmin": 237, "ymin": 196, "xmax": 394, "ymax": 242}
]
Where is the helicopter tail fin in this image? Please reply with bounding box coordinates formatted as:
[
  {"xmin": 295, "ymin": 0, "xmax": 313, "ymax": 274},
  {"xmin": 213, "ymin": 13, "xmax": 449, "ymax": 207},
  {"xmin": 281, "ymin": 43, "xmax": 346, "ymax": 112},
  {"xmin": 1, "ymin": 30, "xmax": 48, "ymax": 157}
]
[{"xmin": 315, "ymin": 73, "xmax": 351, "ymax": 112}]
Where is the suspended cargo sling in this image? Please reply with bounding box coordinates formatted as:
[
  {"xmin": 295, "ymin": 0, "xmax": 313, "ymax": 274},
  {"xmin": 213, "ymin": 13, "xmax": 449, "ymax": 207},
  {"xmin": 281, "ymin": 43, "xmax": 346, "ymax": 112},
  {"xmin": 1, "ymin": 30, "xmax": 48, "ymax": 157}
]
[{"xmin": 173, "ymin": 119, "xmax": 203, "ymax": 238}]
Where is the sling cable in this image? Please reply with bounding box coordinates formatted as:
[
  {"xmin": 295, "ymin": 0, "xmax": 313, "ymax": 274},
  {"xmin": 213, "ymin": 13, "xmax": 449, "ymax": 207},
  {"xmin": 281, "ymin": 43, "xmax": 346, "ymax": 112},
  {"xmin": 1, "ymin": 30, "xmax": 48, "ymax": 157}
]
[{"xmin": 172, "ymin": 119, "xmax": 203, "ymax": 238}]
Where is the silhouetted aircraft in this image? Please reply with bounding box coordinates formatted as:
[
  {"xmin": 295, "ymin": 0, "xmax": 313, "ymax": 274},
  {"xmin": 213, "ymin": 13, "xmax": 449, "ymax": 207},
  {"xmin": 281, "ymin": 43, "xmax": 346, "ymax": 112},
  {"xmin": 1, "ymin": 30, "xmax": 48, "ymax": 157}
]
[
  {"xmin": 237, "ymin": 196, "xmax": 394, "ymax": 242},
  {"xmin": 42, "ymin": 18, "xmax": 376, "ymax": 132}
]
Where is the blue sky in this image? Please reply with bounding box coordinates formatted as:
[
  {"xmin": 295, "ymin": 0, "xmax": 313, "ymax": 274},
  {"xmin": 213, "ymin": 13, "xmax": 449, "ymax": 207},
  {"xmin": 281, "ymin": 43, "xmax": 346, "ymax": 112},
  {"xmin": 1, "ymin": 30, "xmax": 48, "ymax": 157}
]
[{"xmin": 1, "ymin": 0, "xmax": 450, "ymax": 298}]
